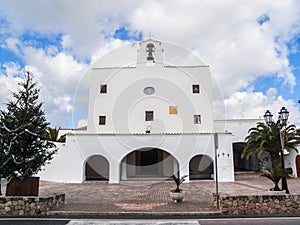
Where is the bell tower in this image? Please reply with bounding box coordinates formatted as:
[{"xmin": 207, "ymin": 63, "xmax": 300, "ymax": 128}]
[{"xmin": 137, "ymin": 39, "xmax": 164, "ymax": 66}]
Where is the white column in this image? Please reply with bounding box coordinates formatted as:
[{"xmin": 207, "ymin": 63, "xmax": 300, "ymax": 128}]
[
  {"xmin": 121, "ymin": 158, "xmax": 127, "ymax": 180},
  {"xmin": 109, "ymin": 159, "xmax": 120, "ymax": 183},
  {"xmin": 179, "ymin": 161, "xmax": 190, "ymax": 182}
]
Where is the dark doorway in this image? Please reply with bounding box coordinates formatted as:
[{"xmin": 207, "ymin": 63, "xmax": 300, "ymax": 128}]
[
  {"xmin": 189, "ymin": 155, "xmax": 213, "ymax": 180},
  {"xmin": 140, "ymin": 148, "xmax": 159, "ymax": 174},
  {"xmin": 85, "ymin": 155, "xmax": 109, "ymax": 181},
  {"xmin": 296, "ymin": 155, "xmax": 300, "ymax": 177},
  {"xmin": 233, "ymin": 142, "xmax": 260, "ymax": 172},
  {"xmin": 120, "ymin": 148, "xmax": 179, "ymax": 180}
]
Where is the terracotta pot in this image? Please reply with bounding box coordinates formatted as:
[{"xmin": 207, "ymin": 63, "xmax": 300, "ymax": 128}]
[
  {"xmin": 169, "ymin": 191, "xmax": 185, "ymax": 203},
  {"xmin": 6, "ymin": 177, "xmax": 40, "ymax": 196}
]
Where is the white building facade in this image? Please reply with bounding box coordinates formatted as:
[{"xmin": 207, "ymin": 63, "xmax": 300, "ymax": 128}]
[{"xmin": 39, "ymin": 39, "xmax": 300, "ymax": 183}]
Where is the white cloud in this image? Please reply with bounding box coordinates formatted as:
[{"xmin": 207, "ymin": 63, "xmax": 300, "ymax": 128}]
[
  {"xmin": 0, "ymin": 62, "xmax": 23, "ymax": 107},
  {"xmin": 0, "ymin": 0, "xmax": 139, "ymax": 58},
  {"xmin": 224, "ymin": 90, "xmax": 300, "ymax": 124},
  {"xmin": 90, "ymin": 39, "xmax": 132, "ymax": 65},
  {"xmin": 1, "ymin": 0, "xmax": 300, "ymax": 127},
  {"xmin": 128, "ymin": 0, "xmax": 300, "ymax": 96},
  {"xmin": 2, "ymin": 36, "xmax": 90, "ymax": 127},
  {"xmin": 21, "ymin": 49, "xmax": 89, "ymax": 127},
  {"xmin": 77, "ymin": 119, "xmax": 87, "ymax": 128}
]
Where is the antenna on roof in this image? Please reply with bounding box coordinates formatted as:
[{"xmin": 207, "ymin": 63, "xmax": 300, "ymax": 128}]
[{"xmin": 148, "ymin": 31, "xmax": 152, "ymax": 40}]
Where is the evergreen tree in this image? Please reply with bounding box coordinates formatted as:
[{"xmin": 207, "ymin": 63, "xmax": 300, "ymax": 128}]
[{"xmin": 0, "ymin": 71, "xmax": 57, "ymax": 180}]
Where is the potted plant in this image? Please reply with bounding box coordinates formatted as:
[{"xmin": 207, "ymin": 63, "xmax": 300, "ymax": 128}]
[
  {"xmin": 169, "ymin": 174, "xmax": 188, "ymax": 203},
  {"xmin": 261, "ymin": 164, "xmax": 292, "ymax": 191},
  {"xmin": 0, "ymin": 71, "xmax": 57, "ymax": 196}
]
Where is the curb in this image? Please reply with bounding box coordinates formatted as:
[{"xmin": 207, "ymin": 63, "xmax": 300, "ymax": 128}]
[{"xmin": 48, "ymin": 210, "xmax": 222, "ymax": 219}]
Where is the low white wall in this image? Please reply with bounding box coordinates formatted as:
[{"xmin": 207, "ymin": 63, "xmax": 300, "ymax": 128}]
[{"xmin": 39, "ymin": 133, "xmax": 235, "ymax": 183}]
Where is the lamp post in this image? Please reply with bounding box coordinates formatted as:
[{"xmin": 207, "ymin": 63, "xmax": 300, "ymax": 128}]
[{"xmin": 263, "ymin": 107, "xmax": 290, "ymax": 194}]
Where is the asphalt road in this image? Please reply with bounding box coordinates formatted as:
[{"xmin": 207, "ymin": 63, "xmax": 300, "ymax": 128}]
[
  {"xmin": 0, "ymin": 217, "xmax": 300, "ymax": 225},
  {"xmin": 198, "ymin": 217, "xmax": 300, "ymax": 225}
]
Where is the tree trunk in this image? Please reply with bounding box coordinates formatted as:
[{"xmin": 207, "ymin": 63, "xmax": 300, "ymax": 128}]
[
  {"xmin": 270, "ymin": 152, "xmax": 281, "ymax": 167},
  {"xmin": 273, "ymin": 184, "xmax": 281, "ymax": 191}
]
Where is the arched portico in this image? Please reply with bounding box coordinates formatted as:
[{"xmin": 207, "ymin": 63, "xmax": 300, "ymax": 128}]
[
  {"xmin": 120, "ymin": 147, "xmax": 179, "ymax": 180},
  {"xmin": 189, "ymin": 154, "xmax": 213, "ymax": 179},
  {"xmin": 84, "ymin": 155, "xmax": 109, "ymax": 181}
]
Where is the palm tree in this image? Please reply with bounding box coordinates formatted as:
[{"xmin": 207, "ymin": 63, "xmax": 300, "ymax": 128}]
[
  {"xmin": 261, "ymin": 164, "xmax": 292, "ymax": 191},
  {"xmin": 46, "ymin": 127, "xmax": 65, "ymax": 142},
  {"xmin": 242, "ymin": 121, "xmax": 300, "ymax": 167},
  {"xmin": 171, "ymin": 174, "xmax": 188, "ymax": 192},
  {"xmin": 47, "ymin": 127, "xmax": 60, "ymax": 142}
]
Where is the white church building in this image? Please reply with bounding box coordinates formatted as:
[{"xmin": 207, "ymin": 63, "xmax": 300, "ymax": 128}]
[{"xmin": 39, "ymin": 39, "xmax": 300, "ymax": 183}]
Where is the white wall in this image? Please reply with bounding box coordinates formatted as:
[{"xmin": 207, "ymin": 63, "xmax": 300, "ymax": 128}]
[
  {"xmin": 214, "ymin": 119, "xmax": 263, "ymax": 142},
  {"xmin": 39, "ymin": 40, "xmax": 236, "ymax": 184},
  {"xmin": 87, "ymin": 40, "xmax": 214, "ymax": 135},
  {"xmin": 39, "ymin": 132, "xmax": 234, "ymax": 183},
  {"xmin": 286, "ymin": 147, "xmax": 300, "ymax": 177},
  {"xmin": 38, "ymin": 142, "xmax": 83, "ymax": 183}
]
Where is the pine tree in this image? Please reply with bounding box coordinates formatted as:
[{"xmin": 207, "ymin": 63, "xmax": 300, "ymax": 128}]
[{"xmin": 0, "ymin": 71, "xmax": 57, "ymax": 180}]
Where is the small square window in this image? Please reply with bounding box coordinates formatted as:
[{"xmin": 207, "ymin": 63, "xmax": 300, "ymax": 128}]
[
  {"xmin": 194, "ymin": 115, "xmax": 201, "ymax": 124},
  {"xmin": 192, "ymin": 84, "xmax": 200, "ymax": 94},
  {"xmin": 99, "ymin": 116, "xmax": 106, "ymax": 125},
  {"xmin": 169, "ymin": 106, "xmax": 178, "ymax": 115},
  {"xmin": 145, "ymin": 111, "xmax": 154, "ymax": 121},
  {"xmin": 100, "ymin": 84, "xmax": 107, "ymax": 93}
]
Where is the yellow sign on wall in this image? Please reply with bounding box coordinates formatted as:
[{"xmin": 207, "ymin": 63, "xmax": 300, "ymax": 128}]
[{"xmin": 169, "ymin": 106, "xmax": 178, "ymax": 115}]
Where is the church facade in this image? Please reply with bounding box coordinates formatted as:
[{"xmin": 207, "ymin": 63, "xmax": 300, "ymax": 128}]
[{"xmin": 39, "ymin": 39, "xmax": 300, "ymax": 183}]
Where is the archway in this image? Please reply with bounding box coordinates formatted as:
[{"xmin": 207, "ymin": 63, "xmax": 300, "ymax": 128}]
[
  {"xmin": 85, "ymin": 155, "xmax": 109, "ymax": 181},
  {"xmin": 296, "ymin": 155, "xmax": 300, "ymax": 177},
  {"xmin": 120, "ymin": 148, "xmax": 179, "ymax": 180},
  {"xmin": 189, "ymin": 155, "xmax": 213, "ymax": 180}
]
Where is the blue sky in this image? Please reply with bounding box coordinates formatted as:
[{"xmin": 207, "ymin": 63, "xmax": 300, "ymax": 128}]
[{"xmin": 0, "ymin": 0, "xmax": 300, "ymax": 128}]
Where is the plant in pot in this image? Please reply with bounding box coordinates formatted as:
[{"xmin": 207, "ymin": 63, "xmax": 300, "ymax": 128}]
[
  {"xmin": 0, "ymin": 71, "xmax": 57, "ymax": 196},
  {"xmin": 169, "ymin": 174, "xmax": 188, "ymax": 203},
  {"xmin": 261, "ymin": 164, "xmax": 292, "ymax": 191}
]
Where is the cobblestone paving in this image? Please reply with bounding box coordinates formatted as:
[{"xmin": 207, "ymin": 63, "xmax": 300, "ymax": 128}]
[
  {"xmin": 38, "ymin": 174, "xmax": 300, "ymax": 214},
  {"xmin": 40, "ymin": 181, "xmax": 215, "ymax": 213}
]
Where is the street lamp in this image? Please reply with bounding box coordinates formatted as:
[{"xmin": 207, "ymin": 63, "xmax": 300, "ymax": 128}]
[{"xmin": 264, "ymin": 107, "xmax": 290, "ymax": 194}]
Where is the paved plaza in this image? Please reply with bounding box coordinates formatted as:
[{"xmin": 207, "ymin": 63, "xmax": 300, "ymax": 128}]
[{"xmin": 36, "ymin": 173, "xmax": 300, "ymax": 217}]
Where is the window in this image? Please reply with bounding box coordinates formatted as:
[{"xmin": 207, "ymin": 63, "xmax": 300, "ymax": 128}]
[
  {"xmin": 143, "ymin": 87, "xmax": 155, "ymax": 95},
  {"xmin": 145, "ymin": 111, "xmax": 154, "ymax": 121},
  {"xmin": 100, "ymin": 84, "xmax": 107, "ymax": 93},
  {"xmin": 192, "ymin": 84, "xmax": 200, "ymax": 94},
  {"xmin": 99, "ymin": 116, "xmax": 106, "ymax": 125},
  {"xmin": 194, "ymin": 115, "xmax": 201, "ymax": 124},
  {"xmin": 169, "ymin": 106, "xmax": 178, "ymax": 115}
]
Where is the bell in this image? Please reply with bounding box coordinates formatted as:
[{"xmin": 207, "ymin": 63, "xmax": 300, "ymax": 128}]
[{"xmin": 146, "ymin": 43, "xmax": 155, "ymax": 60}]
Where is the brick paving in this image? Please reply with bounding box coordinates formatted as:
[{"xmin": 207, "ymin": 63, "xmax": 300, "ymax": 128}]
[{"xmin": 37, "ymin": 174, "xmax": 300, "ymax": 215}]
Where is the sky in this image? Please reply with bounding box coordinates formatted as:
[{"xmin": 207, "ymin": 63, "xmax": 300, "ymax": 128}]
[{"xmin": 0, "ymin": 0, "xmax": 300, "ymax": 128}]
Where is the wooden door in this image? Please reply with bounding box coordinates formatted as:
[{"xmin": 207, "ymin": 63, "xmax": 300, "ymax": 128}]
[{"xmin": 296, "ymin": 155, "xmax": 300, "ymax": 177}]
